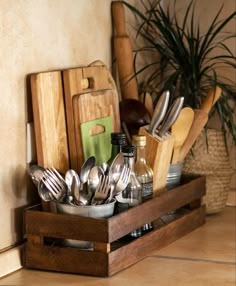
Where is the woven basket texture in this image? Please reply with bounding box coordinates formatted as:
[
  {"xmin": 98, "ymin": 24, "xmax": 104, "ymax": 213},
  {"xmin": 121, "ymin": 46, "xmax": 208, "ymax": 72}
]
[{"xmin": 182, "ymin": 129, "xmax": 233, "ymax": 214}]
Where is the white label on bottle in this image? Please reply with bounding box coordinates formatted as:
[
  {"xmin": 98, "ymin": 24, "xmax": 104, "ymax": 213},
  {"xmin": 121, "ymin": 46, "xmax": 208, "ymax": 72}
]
[{"xmin": 141, "ymin": 181, "xmax": 153, "ymax": 198}]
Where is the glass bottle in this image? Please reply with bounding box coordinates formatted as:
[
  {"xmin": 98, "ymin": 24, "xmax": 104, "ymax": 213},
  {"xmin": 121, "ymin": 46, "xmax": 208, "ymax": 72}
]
[
  {"xmin": 107, "ymin": 132, "xmax": 127, "ymax": 166},
  {"xmin": 117, "ymin": 145, "xmax": 142, "ymax": 238},
  {"xmin": 132, "ymin": 135, "xmax": 154, "ymax": 232}
]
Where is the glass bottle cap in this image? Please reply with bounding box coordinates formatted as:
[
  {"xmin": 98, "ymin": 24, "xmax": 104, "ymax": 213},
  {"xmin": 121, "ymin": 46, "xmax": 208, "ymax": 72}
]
[
  {"xmin": 121, "ymin": 145, "xmax": 135, "ymax": 156},
  {"xmin": 111, "ymin": 132, "xmax": 127, "ymax": 145},
  {"xmin": 132, "ymin": 135, "xmax": 146, "ymax": 146}
]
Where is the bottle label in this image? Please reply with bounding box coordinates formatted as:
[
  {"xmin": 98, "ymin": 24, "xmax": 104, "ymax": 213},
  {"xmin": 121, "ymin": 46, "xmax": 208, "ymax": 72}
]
[{"xmin": 141, "ymin": 181, "xmax": 153, "ymax": 198}]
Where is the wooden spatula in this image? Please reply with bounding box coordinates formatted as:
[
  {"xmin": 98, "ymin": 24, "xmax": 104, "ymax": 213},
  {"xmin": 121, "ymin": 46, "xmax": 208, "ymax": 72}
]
[
  {"xmin": 171, "ymin": 107, "xmax": 194, "ymax": 163},
  {"xmin": 178, "ymin": 86, "xmax": 222, "ymax": 162},
  {"xmin": 111, "ymin": 1, "xmax": 139, "ymax": 101}
]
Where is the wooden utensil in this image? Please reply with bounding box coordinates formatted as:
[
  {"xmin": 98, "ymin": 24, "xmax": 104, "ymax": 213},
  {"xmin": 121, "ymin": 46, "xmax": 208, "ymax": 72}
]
[
  {"xmin": 171, "ymin": 107, "xmax": 194, "ymax": 164},
  {"xmin": 119, "ymin": 99, "xmax": 151, "ymax": 135},
  {"xmin": 178, "ymin": 86, "xmax": 222, "ymax": 162},
  {"xmin": 111, "ymin": 1, "xmax": 139, "ymax": 101},
  {"xmin": 30, "ymin": 71, "xmax": 69, "ymax": 173}
]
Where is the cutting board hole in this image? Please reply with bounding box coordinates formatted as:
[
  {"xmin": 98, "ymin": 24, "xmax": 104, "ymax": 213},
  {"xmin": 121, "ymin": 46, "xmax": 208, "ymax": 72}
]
[
  {"xmin": 89, "ymin": 124, "xmax": 105, "ymax": 136},
  {"xmin": 81, "ymin": 78, "xmax": 94, "ymax": 90}
]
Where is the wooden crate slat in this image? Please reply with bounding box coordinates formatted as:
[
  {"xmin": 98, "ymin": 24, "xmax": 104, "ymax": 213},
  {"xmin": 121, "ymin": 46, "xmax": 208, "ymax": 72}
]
[
  {"xmin": 24, "ymin": 244, "xmax": 109, "ymax": 277},
  {"xmin": 25, "ymin": 176, "xmax": 205, "ymax": 243},
  {"xmin": 25, "ymin": 209, "xmax": 109, "ymax": 242},
  {"xmin": 108, "ymin": 206, "xmax": 205, "ymax": 276},
  {"xmin": 108, "ymin": 176, "xmax": 205, "ymax": 242}
]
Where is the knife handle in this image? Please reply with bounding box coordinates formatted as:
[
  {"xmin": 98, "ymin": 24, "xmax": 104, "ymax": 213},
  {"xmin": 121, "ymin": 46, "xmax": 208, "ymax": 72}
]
[
  {"xmin": 158, "ymin": 97, "xmax": 184, "ymax": 137},
  {"xmin": 149, "ymin": 90, "xmax": 170, "ymax": 135},
  {"xmin": 200, "ymin": 86, "xmax": 222, "ymax": 114}
]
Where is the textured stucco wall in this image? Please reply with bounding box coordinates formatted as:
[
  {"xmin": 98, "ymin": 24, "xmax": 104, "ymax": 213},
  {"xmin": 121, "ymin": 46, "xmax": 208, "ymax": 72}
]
[{"xmin": 0, "ymin": 0, "xmax": 114, "ymax": 251}]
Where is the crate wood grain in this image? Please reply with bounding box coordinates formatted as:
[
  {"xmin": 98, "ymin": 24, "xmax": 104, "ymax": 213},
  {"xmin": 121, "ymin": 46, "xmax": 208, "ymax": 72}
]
[{"xmin": 24, "ymin": 176, "xmax": 206, "ymax": 277}]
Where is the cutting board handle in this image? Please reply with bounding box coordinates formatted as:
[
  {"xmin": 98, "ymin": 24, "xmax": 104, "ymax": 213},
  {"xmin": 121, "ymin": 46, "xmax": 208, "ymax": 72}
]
[{"xmin": 90, "ymin": 124, "xmax": 106, "ymax": 136}]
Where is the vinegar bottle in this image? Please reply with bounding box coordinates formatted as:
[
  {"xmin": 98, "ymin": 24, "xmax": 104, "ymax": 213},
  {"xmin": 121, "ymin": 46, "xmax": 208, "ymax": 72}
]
[
  {"xmin": 132, "ymin": 135, "xmax": 154, "ymax": 232},
  {"xmin": 118, "ymin": 145, "xmax": 143, "ymax": 238}
]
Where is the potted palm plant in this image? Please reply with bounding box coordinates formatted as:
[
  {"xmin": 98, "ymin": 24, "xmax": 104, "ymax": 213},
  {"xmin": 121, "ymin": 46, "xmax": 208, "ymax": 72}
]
[
  {"xmin": 122, "ymin": 0, "xmax": 236, "ymax": 213},
  {"xmin": 123, "ymin": 0, "xmax": 236, "ymax": 142}
]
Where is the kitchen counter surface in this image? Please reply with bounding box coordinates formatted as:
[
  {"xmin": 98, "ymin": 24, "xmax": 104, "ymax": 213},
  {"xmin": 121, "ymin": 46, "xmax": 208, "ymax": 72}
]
[{"xmin": 0, "ymin": 206, "xmax": 235, "ymax": 286}]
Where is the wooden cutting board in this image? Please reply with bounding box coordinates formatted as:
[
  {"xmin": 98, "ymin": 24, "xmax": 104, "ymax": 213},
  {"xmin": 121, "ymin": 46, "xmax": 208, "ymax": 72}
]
[
  {"xmin": 30, "ymin": 62, "xmax": 120, "ymax": 174},
  {"xmin": 63, "ymin": 61, "xmax": 120, "ymax": 171},
  {"xmin": 73, "ymin": 90, "xmax": 117, "ymax": 170},
  {"xmin": 80, "ymin": 117, "xmax": 112, "ymax": 166},
  {"xmin": 30, "ymin": 71, "xmax": 69, "ymax": 173}
]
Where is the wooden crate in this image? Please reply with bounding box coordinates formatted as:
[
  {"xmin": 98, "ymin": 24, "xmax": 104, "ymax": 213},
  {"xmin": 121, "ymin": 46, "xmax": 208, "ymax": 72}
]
[{"xmin": 24, "ymin": 175, "xmax": 205, "ymax": 277}]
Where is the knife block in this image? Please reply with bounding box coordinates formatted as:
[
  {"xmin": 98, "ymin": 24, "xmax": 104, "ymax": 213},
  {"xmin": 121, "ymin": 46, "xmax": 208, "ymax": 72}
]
[{"xmin": 139, "ymin": 126, "xmax": 175, "ymax": 196}]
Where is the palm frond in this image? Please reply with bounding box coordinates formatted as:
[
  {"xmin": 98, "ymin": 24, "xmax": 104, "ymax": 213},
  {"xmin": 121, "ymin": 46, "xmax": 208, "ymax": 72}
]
[{"xmin": 123, "ymin": 0, "xmax": 236, "ymax": 144}]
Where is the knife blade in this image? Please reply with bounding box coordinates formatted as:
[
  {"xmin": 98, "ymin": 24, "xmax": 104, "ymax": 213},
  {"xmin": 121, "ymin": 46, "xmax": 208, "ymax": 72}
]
[{"xmin": 158, "ymin": 97, "xmax": 184, "ymax": 137}]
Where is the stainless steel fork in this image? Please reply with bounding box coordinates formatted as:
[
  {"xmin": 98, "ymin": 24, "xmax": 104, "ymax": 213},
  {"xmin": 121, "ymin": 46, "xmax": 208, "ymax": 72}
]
[
  {"xmin": 42, "ymin": 167, "xmax": 67, "ymax": 201},
  {"xmin": 114, "ymin": 165, "xmax": 131, "ymax": 195},
  {"xmin": 91, "ymin": 175, "xmax": 110, "ymax": 205},
  {"xmin": 106, "ymin": 164, "xmax": 130, "ymax": 203}
]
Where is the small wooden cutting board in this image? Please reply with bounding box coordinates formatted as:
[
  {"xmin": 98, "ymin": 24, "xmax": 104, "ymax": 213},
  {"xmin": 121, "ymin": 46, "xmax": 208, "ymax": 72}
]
[
  {"xmin": 63, "ymin": 61, "xmax": 120, "ymax": 171},
  {"xmin": 80, "ymin": 117, "xmax": 112, "ymax": 166}
]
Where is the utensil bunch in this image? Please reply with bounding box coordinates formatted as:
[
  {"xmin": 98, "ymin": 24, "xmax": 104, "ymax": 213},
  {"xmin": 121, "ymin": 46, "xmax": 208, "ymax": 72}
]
[{"xmin": 29, "ymin": 154, "xmax": 131, "ymax": 206}]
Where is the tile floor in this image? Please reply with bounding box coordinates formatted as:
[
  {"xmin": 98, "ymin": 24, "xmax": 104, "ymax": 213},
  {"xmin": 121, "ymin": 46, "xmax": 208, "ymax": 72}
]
[{"xmin": 0, "ymin": 206, "xmax": 235, "ymax": 286}]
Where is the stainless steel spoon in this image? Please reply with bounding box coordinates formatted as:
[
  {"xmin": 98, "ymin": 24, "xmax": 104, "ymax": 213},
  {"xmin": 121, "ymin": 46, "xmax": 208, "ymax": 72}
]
[
  {"xmin": 29, "ymin": 165, "xmax": 45, "ymax": 187},
  {"xmin": 108, "ymin": 153, "xmax": 125, "ymax": 185},
  {"xmin": 38, "ymin": 179, "xmax": 54, "ymax": 202},
  {"xmin": 87, "ymin": 166, "xmax": 103, "ymax": 192},
  {"xmin": 65, "ymin": 169, "xmax": 80, "ymax": 201},
  {"xmin": 65, "ymin": 169, "xmax": 89, "ymax": 205},
  {"xmin": 79, "ymin": 156, "xmax": 96, "ymax": 189}
]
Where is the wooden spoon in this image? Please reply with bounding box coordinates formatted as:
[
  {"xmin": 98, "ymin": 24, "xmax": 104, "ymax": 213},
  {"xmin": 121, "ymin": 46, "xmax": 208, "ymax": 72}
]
[
  {"xmin": 178, "ymin": 86, "xmax": 222, "ymax": 162},
  {"xmin": 119, "ymin": 98, "xmax": 151, "ymax": 135},
  {"xmin": 171, "ymin": 107, "xmax": 194, "ymax": 164}
]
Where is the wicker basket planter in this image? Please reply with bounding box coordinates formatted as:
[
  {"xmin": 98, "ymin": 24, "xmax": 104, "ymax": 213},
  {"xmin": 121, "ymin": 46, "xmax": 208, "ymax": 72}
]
[{"xmin": 183, "ymin": 129, "xmax": 233, "ymax": 214}]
